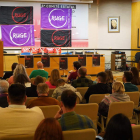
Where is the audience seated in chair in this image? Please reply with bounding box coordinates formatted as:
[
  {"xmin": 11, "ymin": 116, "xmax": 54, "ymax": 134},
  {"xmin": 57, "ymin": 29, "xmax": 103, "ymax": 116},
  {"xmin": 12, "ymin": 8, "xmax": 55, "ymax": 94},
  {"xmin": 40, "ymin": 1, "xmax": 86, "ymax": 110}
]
[
  {"xmin": 98, "ymin": 81, "xmax": 130, "ymax": 117},
  {"xmin": 54, "ymin": 90, "xmax": 96, "ymax": 131},
  {"xmin": 15, "ymin": 74, "xmax": 31, "ymax": 87},
  {"xmin": 105, "ymin": 70, "xmax": 114, "ymax": 90},
  {"xmin": 29, "ymin": 61, "xmax": 48, "ymax": 79},
  {"xmin": 123, "ymin": 71, "xmax": 138, "ymax": 92},
  {"xmin": 130, "ymin": 67, "xmax": 140, "ymax": 85},
  {"xmin": 26, "ymin": 76, "xmax": 44, "ymax": 97},
  {"xmin": 67, "ymin": 61, "xmax": 81, "ymax": 82},
  {"xmin": 2, "ymin": 63, "xmax": 18, "ymax": 80},
  {"xmin": 34, "ymin": 118, "xmax": 63, "ymax": 140},
  {"xmin": 71, "ymin": 67, "xmax": 93, "ymax": 88},
  {"xmin": 52, "ymin": 79, "xmax": 77, "ymax": 99},
  {"xmin": 46, "ymin": 69, "xmax": 60, "ymax": 88},
  {"xmin": 84, "ymin": 72, "xmax": 112, "ymax": 103},
  {"xmin": 0, "ymin": 80, "xmax": 9, "ymax": 108},
  {"xmin": 0, "ymin": 84, "xmax": 44, "ymax": 137},
  {"xmin": 99, "ymin": 113, "xmax": 133, "ymax": 140},
  {"xmin": 27, "ymin": 83, "xmax": 60, "ymax": 108},
  {"xmin": 8, "ymin": 64, "xmax": 29, "ymax": 85}
]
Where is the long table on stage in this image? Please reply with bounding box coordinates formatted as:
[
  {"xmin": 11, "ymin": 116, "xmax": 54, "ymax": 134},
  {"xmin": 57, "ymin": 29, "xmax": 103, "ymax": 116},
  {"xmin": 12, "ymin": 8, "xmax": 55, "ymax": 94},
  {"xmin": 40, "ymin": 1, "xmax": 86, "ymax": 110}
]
[{"xmin": 18, "ymin": 54, "xmax": 105, "ymax": 76}]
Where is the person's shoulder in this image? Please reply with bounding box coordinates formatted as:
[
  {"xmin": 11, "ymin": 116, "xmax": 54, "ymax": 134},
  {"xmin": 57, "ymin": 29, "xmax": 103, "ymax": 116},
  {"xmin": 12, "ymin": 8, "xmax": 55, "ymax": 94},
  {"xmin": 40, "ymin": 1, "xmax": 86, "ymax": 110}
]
[
  {"xmin": 78, "ymin": 114, "xmax": 93, "ymax": 123},
  {"xmin": 29, "ymin": 106, "xmax": 43, "ymax": 113}
]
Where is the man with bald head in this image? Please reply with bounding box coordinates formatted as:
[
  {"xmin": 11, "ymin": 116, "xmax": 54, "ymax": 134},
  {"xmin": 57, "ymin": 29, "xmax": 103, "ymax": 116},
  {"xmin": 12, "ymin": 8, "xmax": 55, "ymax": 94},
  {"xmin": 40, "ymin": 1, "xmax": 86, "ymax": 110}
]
[
  {"xmin": 29, "ymin": 61, "xmax": 48, "ymax": 79},
  {"xmin": 71, "ymin": 67, "xmax": 93, "ymax": 88}
]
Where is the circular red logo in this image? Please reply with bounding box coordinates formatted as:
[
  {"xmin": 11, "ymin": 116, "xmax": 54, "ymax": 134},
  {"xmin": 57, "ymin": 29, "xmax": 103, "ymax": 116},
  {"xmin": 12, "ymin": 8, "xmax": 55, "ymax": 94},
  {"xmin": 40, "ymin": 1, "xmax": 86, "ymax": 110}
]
[
  {"xmin": 12, "ymin": 7, "xmax": 28, "ymax": 24},
  {"xmin": 51, "ymin": 30, "xmax": 67, "ymax": 47}
]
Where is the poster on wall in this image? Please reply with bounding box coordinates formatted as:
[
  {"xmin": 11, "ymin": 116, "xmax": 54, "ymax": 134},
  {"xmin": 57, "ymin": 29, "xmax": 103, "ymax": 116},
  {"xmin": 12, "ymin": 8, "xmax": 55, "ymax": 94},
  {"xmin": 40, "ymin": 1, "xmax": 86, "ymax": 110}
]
[
  {"xmin": 92, "ymin": 55, "xmax": 100, "ymax": 67},
  {"xmin": 41, "ymin": 30, "xmax": 71, "ymax": 47},
  {"xmin": 0, "ymin": 6, "xmax": 33, "ymax": 24},
  {"xmin": 1, "ymin": 25, "xmax": 35, "ymax": 47},
  {"xmin": 41, "ymin": 55, "xmax": 50, "ymax": 67},
  {"xmin": 78, "ymin": 55, "xmax": 86, "ymax": 66},
  {"xmin": 41, "ymin": 7, "xmax": 72, "ymax": 29},
  {"xmin": 59, "ymin": 57, "xmax": 68, "ymax": 70},
  {"xmin": 25, "ymin": 55, "xmax": 34, "ymax": 68}
]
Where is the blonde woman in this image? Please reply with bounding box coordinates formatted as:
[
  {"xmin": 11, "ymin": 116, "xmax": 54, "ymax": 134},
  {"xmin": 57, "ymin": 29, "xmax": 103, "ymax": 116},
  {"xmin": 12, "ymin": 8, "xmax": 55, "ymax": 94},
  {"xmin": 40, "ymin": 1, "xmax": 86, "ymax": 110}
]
[
  {"xmin": 45, "ymin": 69, "xmax": 60, "ymax": 88},
  {"xmin": 98, "ymin": 81, "xmax": 130, "ymax": 117},
  {"xmin": 8, "ymin": 64, "xmax": 29, "ymax": 85}
]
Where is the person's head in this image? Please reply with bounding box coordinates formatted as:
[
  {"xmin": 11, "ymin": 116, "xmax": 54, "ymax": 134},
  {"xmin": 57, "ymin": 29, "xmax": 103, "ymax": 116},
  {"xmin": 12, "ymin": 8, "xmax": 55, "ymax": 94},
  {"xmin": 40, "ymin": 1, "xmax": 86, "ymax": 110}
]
[
  {"xmin": 8, "ymin": 84, "xmax": 26, "ymax": 105},
  {"xmin": 61, "ymin": 90, "xmax": 77, "ymax": 112},
  {"xmin": 14, "ymin": 74, "xmax": 30, "ymax": 85},
  {"xmin": 123, "ymin": 71, "xmax": 133, "ymax": 83},
  {"xmin": 104, "ymin": 113, "xmax": 133, "ymax": 140},
  {"xmin": 105, "ymin": 70, "xmax": 114, "ymax": 83},
  {"xmin": 13, "ymin": 64, "xmax": 28, "ymax": 83},
  {"xmin": 130, "ymin": 67, "xmax": 140, "ymax": 85},
  {"xmin": 97, "ymin": 72, "xmax": 107, "ymax": 83},
  {"xmin": 37, "ymin": 83, "xmax": 49, "ymax": 96},
  {"xmin": 49, "ymin": 69, "xmax": 60, "ymax": 86},
  {"xmin": 11, "ymin": 63, "xmax": 18, "ymax": 71},
  {"xmin": 0, "ymin": 80, "xmax": 9, "ymax": 94},
  {"xmin": 112, "ymin": 81, "xmax": 125, "ymax": 94},
  {"xmin": 73, "ymin": 61, "xmax": 81, "ymax": 70},
  {"xmin": 78, "ymin": 67, "xmax": 87, "ymax": 77},
  {"xmin": 57, "ymin": 79, "xmax": 65, "ymax": 87},
  {"xmin": 34, "ymin": 118, "xmax": 63, "ymax": 140},
  {"xmin": 34, "ymin": 76, "xmax": 44, "ymax": 86},
  {"xmin": 37, "ymin": 61, "xmax": 43, "ymax": 69}
]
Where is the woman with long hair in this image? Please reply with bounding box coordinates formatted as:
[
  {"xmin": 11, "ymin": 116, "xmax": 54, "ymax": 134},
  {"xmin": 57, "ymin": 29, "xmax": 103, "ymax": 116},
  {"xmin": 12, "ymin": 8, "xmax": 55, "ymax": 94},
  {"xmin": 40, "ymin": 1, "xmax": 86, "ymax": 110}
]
[
  {"xmin": 103, "ymin": 113, "xmax": 133, "ymax": 140},
  {"xmin": 34, "ymin": 118, "xmax": 63, "ymax": 140},
  {"xmin": 130, "ymin": 67, "xmax": 140, "ymax": 85},
  {"xmin": 8, "ymin": 64, "xmax": 29, "ymax": 85},
  {"xmin": 46, "ymin": 69, "xmax": 60, "ymax": 88}
]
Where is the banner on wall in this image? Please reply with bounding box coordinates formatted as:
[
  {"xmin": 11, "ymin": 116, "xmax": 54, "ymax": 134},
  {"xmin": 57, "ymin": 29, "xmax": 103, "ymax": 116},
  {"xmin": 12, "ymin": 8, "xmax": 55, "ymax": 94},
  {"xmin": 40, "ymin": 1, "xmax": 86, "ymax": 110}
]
[
  {"xmin": 59, "ymin": 57, "xmax": 68, "ymax": 70},
  {"xmin": 0, "ymin": 6, "xmax": 33, "ymax": 24},
  {"xmin": 92, "ymin": 55, "xmax": 100, "ymax": 67},
  {"xmin": 1, "ymin": 25, "xmax": 35, "ymax": 47},
  {"xmin": 78, "ymin": 55, "xmax": 86, "ymax": 66},
  {"xmin": 41, "ymin": 7, "xmax": 72, "ymax": 29},
  {"xmin": 41, "ymin": 55, "xmax": 50, "ymax": 67},
  {"xmin": 25, "ymin": 56, "xmax": 34, "ymax": 68},
  {"xmin": 41, "ymin": 30, "xmax": 71, "ymax": 47}
]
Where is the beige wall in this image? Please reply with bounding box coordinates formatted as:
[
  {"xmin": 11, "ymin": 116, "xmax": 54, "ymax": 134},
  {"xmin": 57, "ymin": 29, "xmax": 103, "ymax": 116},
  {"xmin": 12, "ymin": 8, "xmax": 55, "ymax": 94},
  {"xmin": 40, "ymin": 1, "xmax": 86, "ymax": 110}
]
[{"xmin": 88, "ymin": 0, "xmax": 132, "ymax": 49}]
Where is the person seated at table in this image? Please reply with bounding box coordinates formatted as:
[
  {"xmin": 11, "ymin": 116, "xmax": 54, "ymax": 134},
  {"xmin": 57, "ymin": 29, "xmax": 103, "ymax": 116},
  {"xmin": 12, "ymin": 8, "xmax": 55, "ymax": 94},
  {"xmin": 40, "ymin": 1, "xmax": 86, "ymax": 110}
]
[
  {"xmin": 71, "ymin": 67, "xmax": 93, "ymax": 88},
  {"xmin": 52, "ymin": 79, "xmax": 77, "ymax": 99},
  {"xmin": 122, "ymin": 71, "xmax": 138, "ymax": 92},
  {"xmin": 29, "ymin": 61, "xmax": 48, "ymax": 79},
  {"xmin": 46, "ymin": 69, "xmax": 60, "ymax": 89},
  {"xmin": 34, "ymin": 118, "xmax": 63, "ymax": 140},
  {"xmin": 84, "ymin": 72, "xmax": 112, "ymax": 103},
  {"xmin": 98, "ymin": 81, "xmax": 130, "ymax": 117},
  {"xmin": 14, "ymin": 74, "xmax": 31, "ymax": 87},
  {"xmin": 27, "ymin": 83, "xmax": 60, "ymax": 108},
  {"xmin": 130, "ymin": 67, "xmax": 140, "ymax": 85},
  {"xmin": 8, "ymin": 64, "xmax": 29, "ymax": 85},
  {"xmin": 26, "ymin": 76, "xmax": 44, "ymax": 97},
  {"xmin": 67, "ymin": 61, "xmax": 81, "ymax": 82},
  {"xmin": 2, "ymin": 63, "xmax": 18, "ymax": 80}
]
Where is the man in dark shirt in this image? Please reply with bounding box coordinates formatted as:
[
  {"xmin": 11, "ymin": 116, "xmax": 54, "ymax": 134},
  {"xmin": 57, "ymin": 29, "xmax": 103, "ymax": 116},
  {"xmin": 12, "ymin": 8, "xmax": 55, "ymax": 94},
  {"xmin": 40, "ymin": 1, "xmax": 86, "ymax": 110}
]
[
  {"xmin": 84, "ymin": 72, "xmax": 112, "ymax": 103},
  {"xmin": 26, "ymin": 76, "xmax": 44, "ymax": 97},
  {"xmin": 71, "ymin": 67, "xmax": 93, "ymax": 88},
  {"xmin": 0, "ymin": 80, "xmax": 9, "ymax": 107}
]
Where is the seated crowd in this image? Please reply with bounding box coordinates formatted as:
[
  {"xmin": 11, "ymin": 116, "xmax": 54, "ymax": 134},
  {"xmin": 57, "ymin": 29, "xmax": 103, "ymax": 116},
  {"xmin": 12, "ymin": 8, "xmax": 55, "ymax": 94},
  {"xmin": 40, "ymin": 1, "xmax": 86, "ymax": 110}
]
[{"xmin": 0, "ymin": 61, "xmax": 140, "ymax": 139}]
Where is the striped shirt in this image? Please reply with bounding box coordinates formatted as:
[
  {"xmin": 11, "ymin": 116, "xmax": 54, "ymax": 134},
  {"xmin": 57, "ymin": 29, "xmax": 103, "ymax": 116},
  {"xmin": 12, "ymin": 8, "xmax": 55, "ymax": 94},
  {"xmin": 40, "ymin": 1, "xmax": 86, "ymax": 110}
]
[{"xmin": 58, "ymin": 111, "xmax": 96, "ymax": 131}]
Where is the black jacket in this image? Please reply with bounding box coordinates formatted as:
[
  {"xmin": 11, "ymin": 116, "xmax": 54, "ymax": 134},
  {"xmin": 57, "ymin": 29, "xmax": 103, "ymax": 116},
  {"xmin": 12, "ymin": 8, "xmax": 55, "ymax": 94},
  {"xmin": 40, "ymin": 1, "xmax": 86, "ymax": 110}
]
[
  {"xmin": 84, "ymin": 83, "xmax": 112, "ymax": 103},
  {"xmin": 2, "ymin": 71, "xmax": 13, "ymax": 80},
  {"xmin": 26, "ymin": 84, "xmax": 38, "ymax": 97},
  {"xmin": 0, "ymin": 94, "xmax": 8, "ymax": 108}
]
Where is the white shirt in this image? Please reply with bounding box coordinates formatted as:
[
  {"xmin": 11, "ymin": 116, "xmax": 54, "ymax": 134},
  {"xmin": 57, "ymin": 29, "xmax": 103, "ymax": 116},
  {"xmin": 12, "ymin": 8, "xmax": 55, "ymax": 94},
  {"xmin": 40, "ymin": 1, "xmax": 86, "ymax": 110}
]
[{"xmin": 0, "ymin": 105, "xmax": 44, "ymax": 137}]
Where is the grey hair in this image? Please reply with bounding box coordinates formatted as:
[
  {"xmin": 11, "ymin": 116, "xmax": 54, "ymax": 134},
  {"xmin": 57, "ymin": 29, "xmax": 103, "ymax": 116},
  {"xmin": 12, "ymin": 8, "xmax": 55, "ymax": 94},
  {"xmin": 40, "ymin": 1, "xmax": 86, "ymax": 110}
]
[{"xmin": 0, "ymin": 80, "xmax": 9, "ymax": 94}]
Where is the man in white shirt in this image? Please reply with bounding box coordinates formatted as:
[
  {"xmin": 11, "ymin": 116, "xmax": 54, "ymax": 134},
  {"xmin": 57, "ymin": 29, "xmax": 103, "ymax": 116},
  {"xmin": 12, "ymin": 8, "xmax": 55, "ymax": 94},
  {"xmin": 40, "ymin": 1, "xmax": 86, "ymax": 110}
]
[{"xmin": 0, "ymin": 84, "xmax": 44, "ymax": 138}]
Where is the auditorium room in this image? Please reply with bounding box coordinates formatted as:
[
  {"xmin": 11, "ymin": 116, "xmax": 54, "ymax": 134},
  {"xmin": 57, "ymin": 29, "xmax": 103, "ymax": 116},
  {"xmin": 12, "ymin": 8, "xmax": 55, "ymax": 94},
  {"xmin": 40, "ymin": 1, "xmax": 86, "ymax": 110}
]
[{"xmin": 0, "ymin": 0, "xmax": 140, "ymax": 140}]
